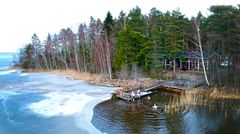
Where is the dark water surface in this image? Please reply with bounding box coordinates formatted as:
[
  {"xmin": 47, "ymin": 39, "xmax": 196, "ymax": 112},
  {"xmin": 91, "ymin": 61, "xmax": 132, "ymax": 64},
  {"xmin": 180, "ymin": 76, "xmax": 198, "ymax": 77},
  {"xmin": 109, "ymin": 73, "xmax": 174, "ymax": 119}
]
[{"xmin": 92, "ymin": 90, "xmax": 240, "ymax": 134}]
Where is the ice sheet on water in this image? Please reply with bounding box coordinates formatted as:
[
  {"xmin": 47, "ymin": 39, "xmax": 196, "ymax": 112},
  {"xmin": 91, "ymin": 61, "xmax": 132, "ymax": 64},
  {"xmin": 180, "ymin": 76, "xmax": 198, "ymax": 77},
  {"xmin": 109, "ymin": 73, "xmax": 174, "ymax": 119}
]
[
  {"xmin": 0, "ymin": 66, "xmax": 7, "ymax": 70},
  {"xmin": 0, "ymin": 90, "xmax": 21, "ymax": 96},
  {"xmin": 19, "ymin": 73, "xmax": 27, "ymax": 76},
  {"xmin": 11, "ymin": 72, "xmax": 116, "ymax": 133},
  {"xmin": 0, "ymin": 90, "xmax": 21, "ymax": 101},
  {"xmin": 28, "ymin": 92, "xmax": 94, "ymax": 117},
  {"xmin": 74, "ymin": 93, "xmax": 113, "ymax": 134},
  {"xmin": 0, "ymin": 70, "xmax": 16, "ymax": 75}
]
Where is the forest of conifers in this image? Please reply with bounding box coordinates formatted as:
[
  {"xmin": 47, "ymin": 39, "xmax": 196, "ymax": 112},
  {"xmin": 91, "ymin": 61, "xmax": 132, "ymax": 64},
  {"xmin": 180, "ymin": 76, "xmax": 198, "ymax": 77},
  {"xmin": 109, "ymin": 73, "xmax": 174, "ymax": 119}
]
[{"xmin": 17, "ymin": 5, "xmax": 240, "ymax": 89}]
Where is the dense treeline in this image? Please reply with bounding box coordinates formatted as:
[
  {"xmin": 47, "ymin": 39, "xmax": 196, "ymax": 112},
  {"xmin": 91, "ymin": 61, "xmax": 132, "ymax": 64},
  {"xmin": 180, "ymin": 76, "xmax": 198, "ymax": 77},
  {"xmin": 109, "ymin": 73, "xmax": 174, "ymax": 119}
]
[
  {"xmin": 17, "ymin": 5, "xmax": 240, "ymax": 89},
  {"xmin": 204, "ymin": 5, "xmax": 240, "ymax": 89}
]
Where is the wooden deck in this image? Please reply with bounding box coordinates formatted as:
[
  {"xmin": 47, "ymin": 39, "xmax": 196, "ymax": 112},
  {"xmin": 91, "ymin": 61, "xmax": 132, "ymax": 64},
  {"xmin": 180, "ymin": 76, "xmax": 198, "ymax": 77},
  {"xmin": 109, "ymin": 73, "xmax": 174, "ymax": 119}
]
[
  {"xmin": 161, "ymin": 79, "xmax": 204, "ymax": 90},
  {"xmin": 115, "ymin": 79, "xmax": 205, "ymax": 101},
  {"xmin": 144, "ymin": 83, "xmax": 164, "ymax": 92}
]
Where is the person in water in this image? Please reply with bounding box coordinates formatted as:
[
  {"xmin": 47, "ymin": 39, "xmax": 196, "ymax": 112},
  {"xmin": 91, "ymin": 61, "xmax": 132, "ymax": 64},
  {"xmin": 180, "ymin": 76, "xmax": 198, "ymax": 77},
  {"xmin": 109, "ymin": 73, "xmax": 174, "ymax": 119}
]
[
  {"xmin": 152, "ymin": 104, "xmax": 157, "ymax": 109},
  {"xmin": 147, "ymin": 95, "xmax": 151, "ymax": 100}
]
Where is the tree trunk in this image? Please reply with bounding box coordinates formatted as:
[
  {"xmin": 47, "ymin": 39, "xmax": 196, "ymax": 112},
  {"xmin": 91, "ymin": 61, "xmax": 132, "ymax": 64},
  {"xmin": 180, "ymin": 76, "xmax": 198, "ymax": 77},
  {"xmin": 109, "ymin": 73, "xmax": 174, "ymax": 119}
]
[
  {"xmin": 74, "ymin": 44, "xmax": 80, "ymax": 72},
  {"xmin": 173, "ymin": 58, "xmax": 176, "ymax": 79},
  {"xmin": 195, "ymin": 19, "xmax": 210, "ymax": 86},
  {"xmin": 42, "ymin": 53, "xmax": 49, "ymax": 71},
  {"xmin": 105, "ymin": 34, "xmax": 112, "ymax": 80}
]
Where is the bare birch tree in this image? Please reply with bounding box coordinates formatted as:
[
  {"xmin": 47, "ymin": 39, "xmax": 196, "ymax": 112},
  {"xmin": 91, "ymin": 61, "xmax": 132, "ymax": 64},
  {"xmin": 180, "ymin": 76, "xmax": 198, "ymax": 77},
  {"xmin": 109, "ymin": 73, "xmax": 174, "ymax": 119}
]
[{"xmin": 193, "ymin": 18, "xmax": 210, "ymax": 86}]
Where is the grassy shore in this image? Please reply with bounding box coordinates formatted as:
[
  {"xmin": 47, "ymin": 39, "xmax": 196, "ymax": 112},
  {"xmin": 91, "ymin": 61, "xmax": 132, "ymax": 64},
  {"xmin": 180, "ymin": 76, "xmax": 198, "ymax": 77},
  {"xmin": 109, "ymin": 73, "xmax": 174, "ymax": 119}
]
[
  {"xmin": 50, "ymin": 69, "xmax": 156, "ymax": 90},
  {"xmin": 164, "ymin": 87, "xmax": 240, "ymax": 114},
  {"xmin": 52, "ymin": 70, "xmax": 102, "ymax": 84},
  {"xmin": 9, "ymin": 66, "xmax": 156, "ymax": 89},
  {"xmin": 209, "ymin": 88, "xmax": 240, "ymax": 99}
]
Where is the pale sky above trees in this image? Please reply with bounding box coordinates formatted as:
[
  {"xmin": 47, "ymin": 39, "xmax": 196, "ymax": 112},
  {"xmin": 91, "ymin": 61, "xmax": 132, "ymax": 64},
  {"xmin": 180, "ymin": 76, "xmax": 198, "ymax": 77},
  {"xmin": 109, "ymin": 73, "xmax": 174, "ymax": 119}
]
[{"xmin": 0, "ymin": 0, "xmax": 238, "ymax": 52}]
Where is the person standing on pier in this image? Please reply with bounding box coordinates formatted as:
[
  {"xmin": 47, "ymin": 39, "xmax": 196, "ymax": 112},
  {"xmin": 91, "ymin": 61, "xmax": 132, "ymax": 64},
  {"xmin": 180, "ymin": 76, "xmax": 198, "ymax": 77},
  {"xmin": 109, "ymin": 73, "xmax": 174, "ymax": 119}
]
[
  {"xmin": 137, "ymin": 89, "xmax": 141, "ymax": 98},
  {"xmin": 131, "ymin": 91, "xmax": 135, "ymax": 101},
  {"xmin": 136, "ymin": 92, "xmax": 140, "ymax": 98}
]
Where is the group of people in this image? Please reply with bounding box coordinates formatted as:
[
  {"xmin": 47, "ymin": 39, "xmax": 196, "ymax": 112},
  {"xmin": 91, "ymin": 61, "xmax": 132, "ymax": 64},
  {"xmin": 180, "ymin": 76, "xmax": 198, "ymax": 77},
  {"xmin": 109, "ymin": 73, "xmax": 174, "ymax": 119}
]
[
  {"xmin": 130, "ymin": 89, "xmax": 141, "ymax": 101},
  {"xmin": 130, "ymin": 90, "xmax": 157, "ymax": 109}
]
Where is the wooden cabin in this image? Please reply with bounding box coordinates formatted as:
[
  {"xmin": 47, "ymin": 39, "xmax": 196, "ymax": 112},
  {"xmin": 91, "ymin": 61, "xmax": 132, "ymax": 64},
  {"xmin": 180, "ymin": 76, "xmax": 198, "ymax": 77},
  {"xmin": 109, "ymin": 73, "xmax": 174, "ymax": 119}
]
[{"xmin": 159, "ymin": 51, "xmax": 219, "ymax": 71}]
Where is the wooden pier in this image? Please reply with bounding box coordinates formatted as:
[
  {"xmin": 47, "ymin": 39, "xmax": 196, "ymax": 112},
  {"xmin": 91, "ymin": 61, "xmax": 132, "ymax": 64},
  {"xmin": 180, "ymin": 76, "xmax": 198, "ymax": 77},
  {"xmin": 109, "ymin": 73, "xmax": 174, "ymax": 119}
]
[
  {"xmin": 116, "ymin": 89, "xmax": 153, "ymax": 101},
  {"xmin": 115, "ymin": 79, "xmax": 205, "ymax": 101},
  {"xmin": 161, "ymin": 79, "xmax": 205, "ymax": 90}
]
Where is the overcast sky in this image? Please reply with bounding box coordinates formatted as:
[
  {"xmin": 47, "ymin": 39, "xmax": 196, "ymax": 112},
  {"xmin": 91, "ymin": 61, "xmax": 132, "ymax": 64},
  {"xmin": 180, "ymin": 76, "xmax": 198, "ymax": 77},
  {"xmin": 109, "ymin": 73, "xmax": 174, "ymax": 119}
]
[{"xmin": 0, "ymin": 0, "xmax": 239, "ymax": 52}]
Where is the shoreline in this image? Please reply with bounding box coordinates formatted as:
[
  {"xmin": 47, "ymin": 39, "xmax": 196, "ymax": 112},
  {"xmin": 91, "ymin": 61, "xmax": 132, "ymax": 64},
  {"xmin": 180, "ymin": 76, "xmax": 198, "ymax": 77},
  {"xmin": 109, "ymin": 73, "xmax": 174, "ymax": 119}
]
[
  {"xmin": 50, "ymin": 69, "xmax": 240, "ymax": 100},
  {"xmin": 8, "ymin": 67, "xmax": 240, "ymax": 100},
  {"xmin": 44, "ymin": 69, "xmax": 157, "ymax": 91},
  {"xmin": 75, "ymin": 94, "xmax": 113, "ymax": 134}
]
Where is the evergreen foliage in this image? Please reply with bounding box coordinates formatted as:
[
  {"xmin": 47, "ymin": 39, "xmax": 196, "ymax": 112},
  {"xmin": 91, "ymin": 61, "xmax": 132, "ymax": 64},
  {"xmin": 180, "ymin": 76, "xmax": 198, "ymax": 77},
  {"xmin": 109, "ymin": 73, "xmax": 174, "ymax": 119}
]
[{"xmin": 17, "ymin": 5, "xmax": 240, "ymax": 89}]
